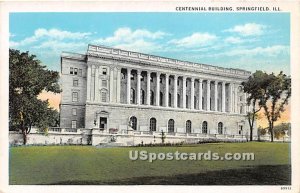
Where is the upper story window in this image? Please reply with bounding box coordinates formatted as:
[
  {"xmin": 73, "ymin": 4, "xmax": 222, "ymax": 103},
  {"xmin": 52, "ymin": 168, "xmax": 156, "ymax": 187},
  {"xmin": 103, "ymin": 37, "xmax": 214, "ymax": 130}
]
[
  {"xmin": 101, "ymin": 91, "xmax": 107, "ymax": 102},
  {"xmin": 72, "ymin": 108, "xmax": 77, "ymax": 116},
  {"xmin": 70, "ymin": 67, "xmax": 73, "ymax": 74},
  {"xmin": 74, "ymin": 68, "xmax": 78, "ymax": 75},
  {"xmin": 72, "ymin": 92, "xmax": 78, "ymax": 102},
  {"xmin": 102, "ymin": 80, "xmax": 107, "ymax": 87},
  {"xmin": 102, "ymin": 68, "xmax": 107, "ymax": 75},
  {"xmin": 73, "ymin": 79, "xmax": 79, "ymax": 87}
]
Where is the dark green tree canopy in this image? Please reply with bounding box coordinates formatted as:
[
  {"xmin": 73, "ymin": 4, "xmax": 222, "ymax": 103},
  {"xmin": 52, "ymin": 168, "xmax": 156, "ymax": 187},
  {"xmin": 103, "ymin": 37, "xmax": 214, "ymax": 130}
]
[{"xmin": 9, "ymin": 49, "xmax": 61, "ymax": 136}]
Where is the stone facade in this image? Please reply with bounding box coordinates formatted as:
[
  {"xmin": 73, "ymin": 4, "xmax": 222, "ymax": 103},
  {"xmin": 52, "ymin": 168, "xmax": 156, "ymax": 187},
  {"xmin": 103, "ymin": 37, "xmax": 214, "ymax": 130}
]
[{"xmin": 59, "ymin": 44, "xmax": 257, "ymax": 146}]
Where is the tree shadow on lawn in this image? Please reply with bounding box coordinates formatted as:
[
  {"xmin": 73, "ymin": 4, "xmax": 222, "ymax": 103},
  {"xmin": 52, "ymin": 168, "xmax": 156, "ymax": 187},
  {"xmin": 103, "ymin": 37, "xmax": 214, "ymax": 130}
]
[{"xmin": 50, "ymin": 164, "xmax": 291, "ymax": 185}]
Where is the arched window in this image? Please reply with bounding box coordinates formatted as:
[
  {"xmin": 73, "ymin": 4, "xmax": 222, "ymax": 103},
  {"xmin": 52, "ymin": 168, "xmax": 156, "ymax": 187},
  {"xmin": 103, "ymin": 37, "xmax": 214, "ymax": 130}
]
[
  {"xmin": 141, "ymin": 90, "xmax": 145, "ymax": 104},
  {"xmin": 150, "ymin": 91, "xmax": 154, "ymax": 105},
  {"xmin": 149, "ymin": 118, "xmax": 156, "ymax": 132},
  {"xmin": 202, "ymin": 121, "xmax": 208, "ymax": 134},
  {"xmin": 218, "ymin": 122, "xmax": 223, "ymax": 134},
  {"xmin": 186, "ymin": 120, "xmax": 192, "ymax": 133},
  {"xmin": 130, "ymin": 116, "xmax": 137, "ymax": 130},
  {"xmin": 168, "ymin": 119, "xmax": 175, "ymax": 133},
  {"xmin": 130, "ymin": 88, "xmax": 135, "ymax": 104}
]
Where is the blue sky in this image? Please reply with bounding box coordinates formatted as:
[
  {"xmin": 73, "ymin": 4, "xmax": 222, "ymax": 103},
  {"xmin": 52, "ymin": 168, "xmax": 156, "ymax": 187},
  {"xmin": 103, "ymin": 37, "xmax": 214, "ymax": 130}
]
[{"xmin": 10, "ymin": 13, "xmax": 290, "ymax": 74}]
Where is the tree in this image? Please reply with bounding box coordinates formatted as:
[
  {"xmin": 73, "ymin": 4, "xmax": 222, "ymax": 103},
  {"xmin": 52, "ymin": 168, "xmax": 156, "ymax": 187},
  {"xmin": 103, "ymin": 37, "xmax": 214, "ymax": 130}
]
[
  {"xmin": 259, "ymin": 72, "xmax": 291, "ymax": 142},
  {"xmin": 9, "ymin": 49, "xmax": 61, "ymax": 144},
  {"xmin": 242, "ymin": 71, "xmax": 291, "ymax": 142},
  {"xmin": 242, "ymin": 71, "xmax": 267, "ymax": 141}
]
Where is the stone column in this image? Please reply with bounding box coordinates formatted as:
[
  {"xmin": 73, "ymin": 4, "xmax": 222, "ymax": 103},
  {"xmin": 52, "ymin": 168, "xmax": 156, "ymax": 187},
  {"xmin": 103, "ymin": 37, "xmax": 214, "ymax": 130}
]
[
  {"xmin": 95, "ymin": 67, "xmax": 99, "ymax": 102},
  {"xmin": 174, "ymin": 75, "xmax": 178, "ymax": 108},
  {"xmin": 228, "ymin": 83, "xmax": 232, "ymax": 113},
  {"xmin": 222, "ymin": 82, "xmax": 226, "ymax": 112},
  {"xmin": 235, "ymin": 84, "xmax": 238, "ymax": 113},
  {"xmin": 137, "ymin": 70, "xmax": 141, "ymax": 105},
  {"xmin": 127, "ymin": 68, "xmax": 131, "ymax": 104},
  {"xmin": 87, "ymin": 64, "xmax": 91, "ymax": 101},
  {"xmin": 165, "ymin": 74, "xmax": 169, "ymax": 107},
  {"xmin": 207, "ymin": 80, "xmax": 210, "ymax": 111},
  {"xmin": 146, "ymin": 71, "xmax": 151, "ymax": 105},
  {"xmin": 183, "ymin": 76, "xmax": 187, "ymax": 108},
  {"xmin": 109, "ymin": 67, "xmax": 114, "ymax": 102},
  {"xmin": 199, "ymin": 79, "xmax": 203, "ymax": 110},
  {"xmin": 116, "ymin": 67, "xmax": 121, "ymax": 103},
  {"xmin": 191, "ymin": 78, "xmax": 195, "ymax": 109},
  {"xmin": 156, "ymin": 72, "xmax": 161, "ymax": 106},
  {"xmin": 214, "ymin": 81, "xmax": 218, "ymax": 111}
]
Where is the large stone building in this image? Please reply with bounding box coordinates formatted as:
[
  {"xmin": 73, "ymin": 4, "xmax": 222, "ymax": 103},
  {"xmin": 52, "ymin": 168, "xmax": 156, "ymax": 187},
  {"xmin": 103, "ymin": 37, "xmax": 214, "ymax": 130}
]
[{"xmin": 59, "ymin": 44, "xmax": 256, "ymax": 145}]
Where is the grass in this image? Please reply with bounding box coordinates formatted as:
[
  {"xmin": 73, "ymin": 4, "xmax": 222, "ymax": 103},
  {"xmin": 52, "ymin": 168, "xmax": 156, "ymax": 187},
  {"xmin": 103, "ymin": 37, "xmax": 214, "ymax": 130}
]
[{"xmin": 9, "ymin": 142, "xmax": 291, "ymax": 185}]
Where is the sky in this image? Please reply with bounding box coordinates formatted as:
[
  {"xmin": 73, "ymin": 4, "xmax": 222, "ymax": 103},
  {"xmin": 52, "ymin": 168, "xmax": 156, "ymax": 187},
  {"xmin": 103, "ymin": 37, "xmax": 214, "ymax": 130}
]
[{"xmin": 9, "ymin": 12, "xmax": 290, "ymax": 127}]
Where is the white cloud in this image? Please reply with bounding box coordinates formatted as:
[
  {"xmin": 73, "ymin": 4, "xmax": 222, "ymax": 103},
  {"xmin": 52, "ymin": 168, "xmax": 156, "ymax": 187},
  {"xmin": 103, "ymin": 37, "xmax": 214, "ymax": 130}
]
[
  {"xmin": 224, "ymin": 23, "xmax": 266, "ymax": 36},
  {"xmin": 169, "ymin": 32, "xmax": 218, "ymax": 48},
  {"xmin": 94, "ymin": 27, "xmax": 167, "ymax": 52},
  {"xmin": 224, "ymin": 36, "xmax": 244, "ymax": 44},
  {"xmin": 95, "ymin": 27, "xmax": 167, "ymax": 44},
  {"xmin": 9, "ymin": 28, "xmax": 91, "ymax": 47},
  {"xmin": 210, "ymin": 45, "xmax": 289, "ymax": 57}
]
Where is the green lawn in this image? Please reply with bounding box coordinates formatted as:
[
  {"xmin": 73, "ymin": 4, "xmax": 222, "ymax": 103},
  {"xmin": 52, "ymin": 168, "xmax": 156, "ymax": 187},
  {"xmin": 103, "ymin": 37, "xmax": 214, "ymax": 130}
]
[{"xmin": 9, "ymin": 142, "xmax": 291, "ymax": 185}]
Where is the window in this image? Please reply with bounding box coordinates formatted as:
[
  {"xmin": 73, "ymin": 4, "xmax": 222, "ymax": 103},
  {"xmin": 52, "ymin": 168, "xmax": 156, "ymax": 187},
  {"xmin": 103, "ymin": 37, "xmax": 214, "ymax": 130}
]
[
  {"xmin": 121, "ymin": 72, "xmax": 126, "ymax": 80},
  {"xmin": 168, "ymin": 119, "xmax": 175, "ymax": 133},
  {"xmin": 73, "ymin": 79, "xmax": 78, "ymax": 87},
  {"xmin": 202, "ymin": 121, "xmax": 208, "ymax": 134},
  {"xmin": 71, "ymin": 120, "xmax": 77, "ymax": 128},
  {"xmin": 160, "ymin": 92, "xmax": 163, "ymax": 106},
  {"xmin": 240, "ymin": 106, "xmax": 243, "ymax": 114},
  {"xmin": 78, "ymin": 69, "xmax": 82, "ymax": 76},
  {"xmin": 239, "ymin": 96, "xmax": 243, "ymax": 101},
  {"xmin": 160, "ymin": 77, "xmax": 162, "ymax": 83},
  {"xmin": 194, "ymin": 96, "xmax": 197, "ymax": 109},
  {"xmin": 186, "ymin": 120, "xmax": 192, "ymax": 133},
  {"xmin": 102, "ymin": 80, "xmax": 107, "ymax": 87},
  {"xmin": 150, "ymin": 76, "xmax": 153, "ymax": 82},
  {"xmin": 130, "ymin": 88, "xmax": 136, "ymax": 104},
  {"xmin": 177, "ymin": 79, "xmax": 180, "ymax": 86},
  {"xmin": 218, "ymin": 122, "xmax": 223, "ymax": 134},
  {"xmin": 70, "ymin": 67, "xmax": 73, "ymax": 74},
  {"xmin": 169, "ymin": 78, "xmax": 171, "ymax": 85},
  {"xmin": 141, "ymin": 90, "xmax": 145, "ymax": 104},
  {"xmin": 131, "ymin": 74, "xmax": 134, "ymax": 80},
  {"xmin": 72, "ymin": 92, "xmax": 78, "ymax": 102},
  {"xmin": 186, "ymin": 95, "xmax": 189, "ymax": 108},
  {"xmin": 168, "ymin": 93, "xmax": 172, "ymax": 107},
  {"xmin": 150, "ymin": 91, "xmax": 154, "ymax": 105},
  {"xmin": 102, "ymin": 68, "xmax": 107, "ymax": 75},
  {"xmin": 101, "ymin": 91, "xmax": 107, "ymax": 102},
  {"xmin": 74, "ymin": 68, "xmax": 78, "ymax": 75},
  {"xmin": 72, "ymin": 108, "xmax": 77, "ymax": 116},
  {"xmin": 130, "ymin": 116, "xmax": 137, "ymax": 130},
  {"xmin": 177, "ymin": 94, "xmax": 180, "ymax": 108},
  {"xmin": 150, "ymin": 118, "xmax": 156, "ymax": 132}
]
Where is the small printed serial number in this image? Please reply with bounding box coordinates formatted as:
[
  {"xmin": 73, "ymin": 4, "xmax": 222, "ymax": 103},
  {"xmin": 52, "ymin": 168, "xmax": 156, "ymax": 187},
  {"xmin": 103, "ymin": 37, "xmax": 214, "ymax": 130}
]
[{"xmin": 281, "ymin": 187, "xmax": 291, "ymax": 190}]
